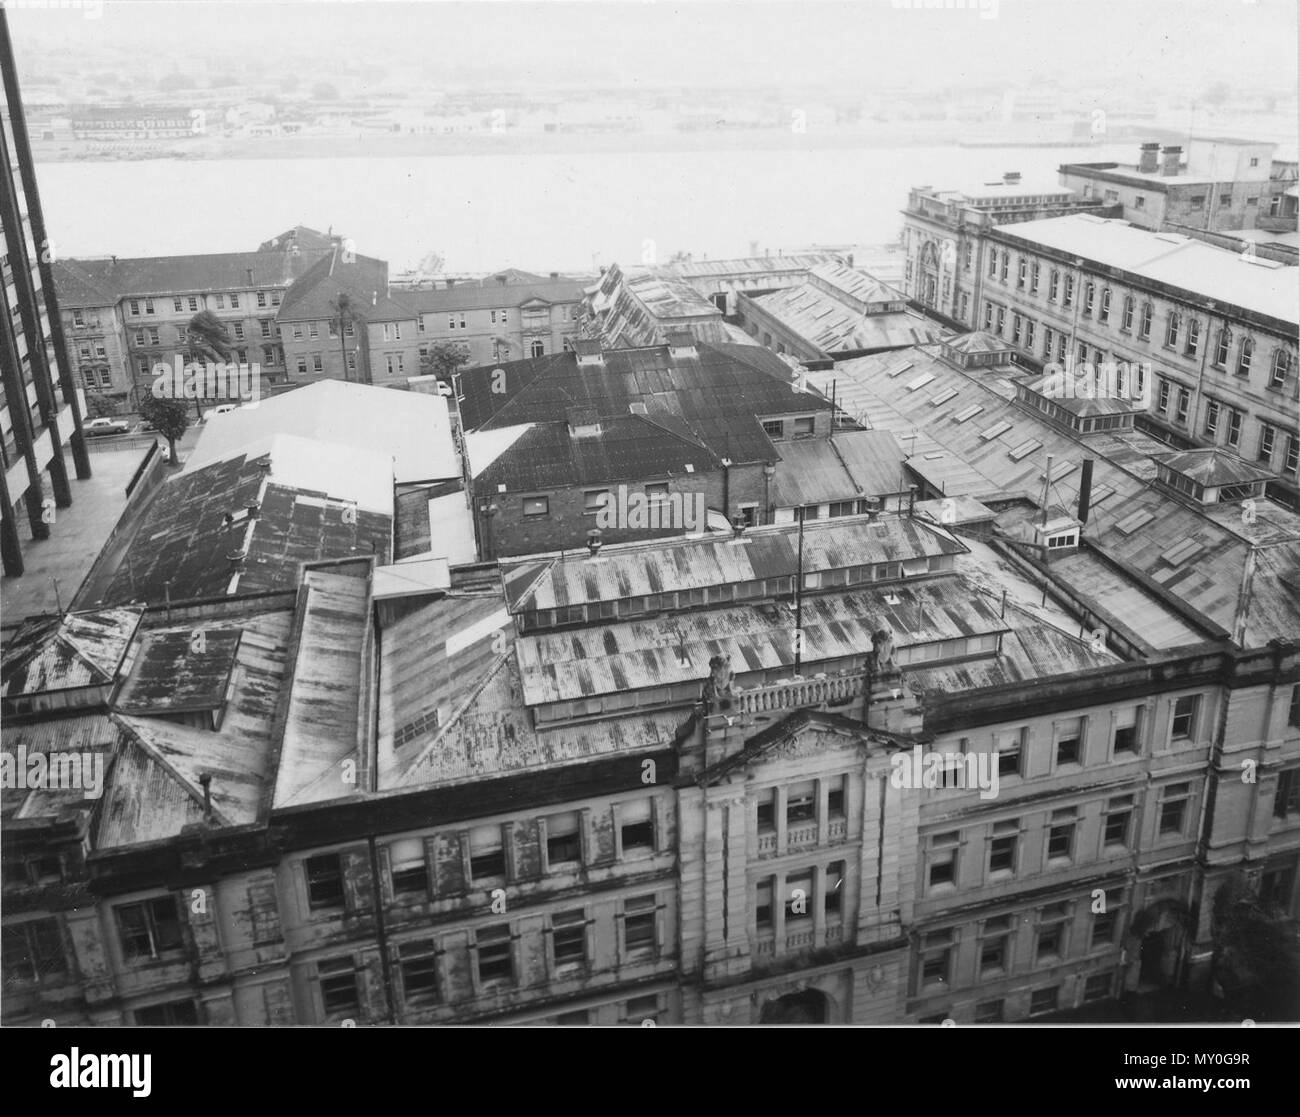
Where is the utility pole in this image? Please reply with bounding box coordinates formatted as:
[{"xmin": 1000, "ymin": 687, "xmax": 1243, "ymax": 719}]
[{"xmin": 793, "ymin": 511, "xmax": 805, "ymax": 677}]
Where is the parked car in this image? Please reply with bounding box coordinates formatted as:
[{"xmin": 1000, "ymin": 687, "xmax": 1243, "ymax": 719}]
[
  {"xmin": 201, "ymin": 403, "xmax": 240, "ymax": 423},
  {"xmin": 84, "ymin": 417, "xmax": 131, "ymax": 437}
]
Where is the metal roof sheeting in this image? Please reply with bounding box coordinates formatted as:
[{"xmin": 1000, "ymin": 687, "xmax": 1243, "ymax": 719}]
[{"xmin": 501, "ymin": 516, "xmax": 967, "ymax": 612}]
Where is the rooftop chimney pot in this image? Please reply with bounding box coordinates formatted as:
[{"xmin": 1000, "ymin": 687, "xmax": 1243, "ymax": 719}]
[{"xmin": 1138, "ymin": 142, "xmax": 1160, "ymax": 173}]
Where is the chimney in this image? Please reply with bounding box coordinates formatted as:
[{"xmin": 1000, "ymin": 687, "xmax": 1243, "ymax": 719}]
[
  {"xmin": 1138, "ymin": 142, "xmax": 1160, "ymax": 174},
  {"xmin": 372, "ymin": 290, "xmax": 377, "ymax": 306},
  {"xmin": 246, "ymin": 267, "xmax": 254, "ymax": 285},
  {"xmin": 446, "ymin": 277, "xmax": 456, "ymax": 288},
  {"xmin": 1077, "ymin": 458, "xmax": 1094, "ymax": 524},
  {"xmin": 497, "ymin": 274, "xmax": 508, "ymax": 286},
  {"xmin": 1003, "ymin": 171, "xmax": 1021, "ymax": 185},
  {"xmin": 1161, "ymin": 145, "xmax": 1183, "ymax": 177},
  {"xmin": 199, "ymin": 772, "xmax": 213, "ymax": 821},
  {"xmin": 549, "ymin": 271, "xmax": 559, "ymax": 279}
]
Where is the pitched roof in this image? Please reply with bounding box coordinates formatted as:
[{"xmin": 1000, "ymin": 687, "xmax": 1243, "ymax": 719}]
[
  {"xmin": 750, "ymin": 282, "xmax": 942, "ymax": 355},
  {"xmin": 1154, "ymin": 447, "xmax": 1275, "ymax": 487},
  {"xmin": 84, "ymin": 452, "xmax": 391, "ymax": 608},
  {"xmin": 468, "ymin": 415, "xmax": 724, "ymax": 492},
  {"xmin": 2, "ymin": 607, "xmax": 142, "ymax": 697},
  {"xmin": 53, "ymin": 250, "xmax": 324, "ymax": 304},
  {"xmin": 457, "ymin": 340, "xmax": 830, "ymax": 466},
  {"xmin": 274, "ymin": 247, "xmax": 389, "ymax": 323},
  {"xmin": 378, "ymin": 277, "xmax": 587, "ymax": 319},
  {"xmin": 257, "ymin": 225, "xmax": 340, "ymax": 253}
]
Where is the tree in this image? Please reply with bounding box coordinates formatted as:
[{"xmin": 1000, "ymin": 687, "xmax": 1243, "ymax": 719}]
[
  {"xmin": 184, "ymin": 310, "xmax": 234, "ymax": 418},
  {"xmin": 139, "ymin": 395, "xmax": 190, "ymax": 467},
  {"xmin": 84, "ymin": 391, "xmax": 122, "ymax": 419},
  {"xmin": 1210, "ymin": 872, "xmax": 1300, "ymax": 1021},
  {"xmin": 419, "ymin": 341, "xmax": 470, "ymax": 382},
  {"xmin": 330, "ymin": 293, "xmax": 361, "ymax": 383}
]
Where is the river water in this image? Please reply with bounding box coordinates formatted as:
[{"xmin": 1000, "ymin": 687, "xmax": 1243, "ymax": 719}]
[{"xmin": 33, "ymin": 141, "xmax": 1132, "ymax": 274}]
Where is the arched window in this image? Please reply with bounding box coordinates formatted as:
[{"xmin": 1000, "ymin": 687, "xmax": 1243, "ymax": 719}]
[{"xmin": 1237, "ymin": 336, "xmax": 1254, "ymax": 376}]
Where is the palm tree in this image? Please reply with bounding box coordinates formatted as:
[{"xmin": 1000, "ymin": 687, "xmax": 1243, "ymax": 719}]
[
  {"xmin": 184, "ymin": 310, "xmax": 234, "ymax": 419},
  {"xmin": 330, "ymin": 293, "xmax": 358, "ymax": 383}
]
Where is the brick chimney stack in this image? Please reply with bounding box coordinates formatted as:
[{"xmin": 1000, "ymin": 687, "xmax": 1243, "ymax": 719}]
[{"xmin": 1138, "ymin": 142, "xmax": 1160, "ymax": 174}]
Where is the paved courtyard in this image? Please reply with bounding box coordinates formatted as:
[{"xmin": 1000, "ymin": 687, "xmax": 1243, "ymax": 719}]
[{"xmin": 1, "ymin": 447, "xmax": 146, "ymax": 629}]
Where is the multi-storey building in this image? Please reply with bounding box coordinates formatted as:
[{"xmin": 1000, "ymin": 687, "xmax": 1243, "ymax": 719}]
[
  {"xmin": 456, "ymin": 335, "xmax": 916, "ymax": 557},
  {"xmin": 0, "ymin": 10, "xmax": 91, "ymax": 578},
  {"xmin": 1059, "ymin": 139, "xmax": 1278, "ymax": 234},
  {"xmin": 966, "ymin": 214, "xmax": 1299, "ymax": 508},
  {"xmin": 899, "ymin": 172, "xmax": 1119, "ymax": 325},
  {"xmin": 52, "ymin": 247, "xmax": 329, "ymax": 404},
  {"xmin": 365, "ymin": 273, "xmax": 586, "ymax": 385},
  {"xmin": 4, "ymin": 502, "xmax": 1297, "ymax": 1026}
]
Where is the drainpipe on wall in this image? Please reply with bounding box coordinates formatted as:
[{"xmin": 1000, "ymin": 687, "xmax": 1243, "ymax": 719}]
[{"xmin": 366, "ymin": 835, "xmax": 397, "ymax": 1025}]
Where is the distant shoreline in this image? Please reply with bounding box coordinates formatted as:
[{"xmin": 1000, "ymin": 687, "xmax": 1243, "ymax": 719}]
[{"xmin": 30, "ymin": 124, "xmax": 1140, "ymax": 164}]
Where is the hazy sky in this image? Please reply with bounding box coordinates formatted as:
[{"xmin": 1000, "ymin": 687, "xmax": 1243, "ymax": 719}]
[{"xmin": 8, "ymin": 0, "xmax": 1298, "ymax": 95}]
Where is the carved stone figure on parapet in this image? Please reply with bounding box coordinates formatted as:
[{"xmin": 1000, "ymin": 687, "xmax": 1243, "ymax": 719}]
[
  {"xmin": 871, "ymin": 628, "xmax": 897, "ymax": 674},
  {"xmin": 701, "ymin": 653, "xmax": 735, "ymax": 710}
]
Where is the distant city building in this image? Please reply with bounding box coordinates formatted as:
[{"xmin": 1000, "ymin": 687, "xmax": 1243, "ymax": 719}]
[
  {"xmin": 0, "ymin": 10, "xmax": 92, "ymax": 577},
  {"xmin": 1059, "ymin": 139, "xmax": 1280, "ymax": 234}
]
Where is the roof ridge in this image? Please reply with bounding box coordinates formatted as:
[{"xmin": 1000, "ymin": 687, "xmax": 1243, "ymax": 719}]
[{"xmin": 110, "ymin": 713, "xmax": 235, "ymax": 827}]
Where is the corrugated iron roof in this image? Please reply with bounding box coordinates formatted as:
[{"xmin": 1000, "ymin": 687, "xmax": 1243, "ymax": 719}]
[
  {"xmin": 2, "ymin": 607, "xmax": 142, "ymax": 697},
  {"xmin": 501, "ymin": 516, "xmax": 967, "ymax": 612},
  {"xmin": 514, "ymin": 577, "xmax": 1009, "ymax": 706},
  {"xmin": 114, "ymin": 628, "xmax": 243, "ymax": 714}
]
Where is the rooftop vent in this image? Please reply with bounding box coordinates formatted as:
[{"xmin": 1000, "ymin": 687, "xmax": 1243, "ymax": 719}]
[
  {"xmin": 665, "ymin": 328, "xmax": 697, "ymax": 359},
  {"xmin": 574, "ymin": 338, "xmax": 605, "ymax": 369}
]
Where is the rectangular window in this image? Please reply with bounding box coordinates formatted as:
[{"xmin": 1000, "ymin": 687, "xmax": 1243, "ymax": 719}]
[
  {"xmin": 306, "ymin": 855, "xmax": 345, "ymax": 909},
  {"xmin": 1205, "ymin": 400, "xmax": 1220, "ymax": 436},
  {"xmin": 1278, "ymin": 768, "xmax": 1300, "ymax": 819},
  {"xmin": 232, "ymin": 322, "xmax": 245, "ymax": 341},
  {"xmin": 1157, "ymin": 379, "xmax": 1170, "ymax": 412},
  {"xmin": 977, "ymin": 916, "xmax": 1009, "ymax": 977},
  {"xmin": 928, "ymin": 831, "xmax": 960, "ymax": 889},
  {"xmin": 1165, "ymin": 313, "xmax": 1179, "ymax": 348},
  {"xmin": 134, "ymin": 1000, "xmax": 198, "ymax": 1026},
  {"xmin": 792, "ymin": 416, "xmax": 815, "ymax": 438},
  {"xmin": 1063, "ymin": 274, "xmax": 1074, "ymax": 309},
  {"xmin": 762, "ymin": 419, "xmax": 783, "ymax": 439},
  {"xmin": 1098, "ymin": 288, "xmax": 1111, "ymax": 323},
  {"xmin": 994, "ymin": 728, "xmax": 1023, "ymax": 778},
  {"xmin": 319, "ymin": 957, "xmax": 360, "ymax": 1015},
  {"xmin": 469, "ymin": 824, "xmax": 506, "ymax": 881},
  {"xmin": 755, "ymin": 878, "xmax": 773, "ymax": 930},
  {"xmin": 476, "ymin": 924, "xmax": 514, "ymax": 984},
  {"xmin": 786, "ymin": 781, "xmax": 816, "ymax": 824},
  {"xmin": 1175, "ymin": 387, "xmax": 1190, "ymax": 423},
  {"xmin": 1159, "ymin": 782, "xmax": 1193, "ymax": 836},
  {"xmin": 1227, "ymin": 409, "xmax": 1242, "ymax": 448},
  {"xmin": 623, "ymin": 895, "xmax": 657, "ymax": 957},
  {"xmin": 1, "ymin": 918, "xmax": 66, "ymax": 983},
  {"xmin": 116, "ymin": 897, "xmax": 184, "ymax": 962},
  {"xmin": 229, "ymin": 294, "xmax": 239, "ymax": 309},
  {"xmin": 756, "ymin": 788, "xmax": 776, "ymax": 832},
  {"xmin": 545, "ymin": 811, "xmax": 582, "ymax": 868},
  {"xmin": 257, "ymin": 291, "xmax": 268, "ymax": 308},
  {"xmin": 1029, "ymin": 985, "xmax": 1059, "ymax": 1015},
  {"xmin": 1092, "ymin": 896, "xmax": 1120, "ymax": 948},
  {"xmin": 1083, "ymin": 973, "xmax": 1113, "ymax": 1003},
  {"xmin": 1171, "ymin": 694, "xmax": 1199, "ymax": 739},
  {"xmin": 1114, "ymin": 707, "xmax": 1141, "ymax": 754},
  {"xmin": 551, "ymin": 909, "xmax": 587, "ymax": 967},
  {"xmin": 625, "ymin": 994, "xmax": 659, "ymax": 1025},
  {"xmin": 260, "ymin": 319, "xmax": 272, "ymax": 338},
  {"xmin": 522, "ymin": 496, "xmax": 549, "ymax": 517},
  {"xmin": 825, "ymin": 860, "xmax": 845, "ymax": 917},
  {"xmin": 173, "ymin": 297, "xmax": 184, "ymax": 313},
  {"xmin": 921, "ymin": 936, "xmax": 951, "ymax": 987},
  {"xmin": 388, "ymin": 838, "xmax": 428, "ymax": 896},
  {"xmin": 1104, "ymin": 795, "xmax": 1133, "ymax": 847},
  {"xmin": 1258, "ymin": 423, "xmax": 1276, "ymax": 463},
  {"xmin": 1047, "ymin": 809, "xmax": 1076, "ymax": 862},
  {"xmin": 1186, "ymin": 318, "xmax": 1199, "ymax": 357},
  {"xmin": 827, "ymin": 775, "xmax": 846, "ymax": 818},
  {"xmin": 1036, "ymin": 904, "xmax": 1068, "ymax": 961},
  {"xmin": 399, "ymin": 940, "xmax": 439, "ymax": 1004},
  {"xmin": 312, "ymin": 355, "xmax": 323, "ymax": 373},
  {"xmin": 1055, "ymin": 718, "xmax": 1082, "ymax": 766},
  {"xmin": 785, "ymin": 869, "xmax": 813, "ymax": 922},
  {"xmin": 974, "ymin": 999, "xmax": 1004, "ymax": 1023},
  {"xmin": 988, "ymin": 819, "xmax": 1018, "ymax": 875},
  {"xmin": 620, "ymin": 798, "xmax": 654, "ymax": 855},
  {"xmin": 1139, "ymin": 303, "xmax": 1152, "ymax": 339}
]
